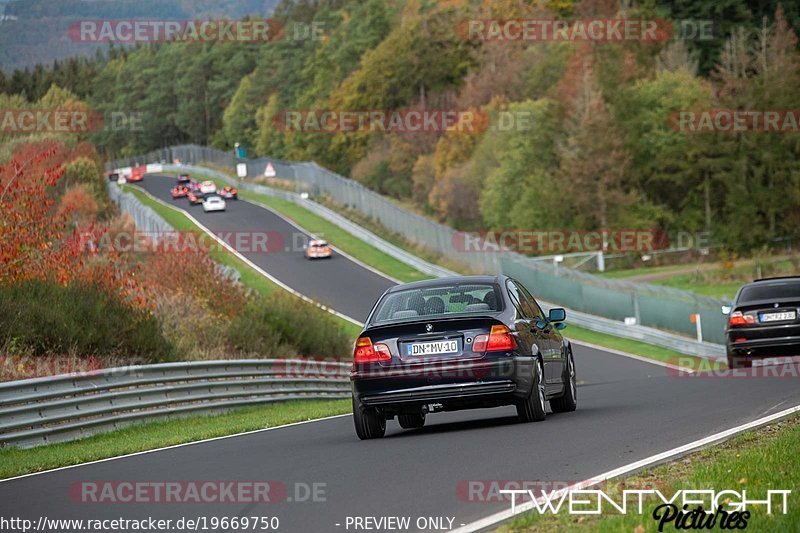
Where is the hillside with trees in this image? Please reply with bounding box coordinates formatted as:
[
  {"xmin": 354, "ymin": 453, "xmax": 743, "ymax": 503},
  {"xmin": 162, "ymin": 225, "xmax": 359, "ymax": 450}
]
[
  {"xmin": 0, "ymin": 0, "xmax": 280, "ymax": 72},
  {"xmin": 3, "ymin": 0, "xmax": 800, "ymax": 252},
  {"xmin": 0, "ymin": 84, "xmax": 352, "ymax": 379}
]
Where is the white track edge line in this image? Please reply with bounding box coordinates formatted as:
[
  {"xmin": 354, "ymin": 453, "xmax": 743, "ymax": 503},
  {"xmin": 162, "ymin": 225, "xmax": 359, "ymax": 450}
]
[
  {"xmin": 240, "ymin": 194, "xmax": 404, "ymax": 285},
  {"xmin": 0, "ymin": 414, "xmax": 350, "ymax": 483},
  {"xmin": 452, "ymin": 403, "xmax": 800, "ymax": 533},
  {"xmin": 129, "ymin": 183, "xmax": 364, "ymax": 327},
  {"xmin": 167, "ymin": 171, "xmax": 404, "ymax": 284},
  {"xmin": 571, "ymin": 340, "xmax": 694, "ymax": 373}
]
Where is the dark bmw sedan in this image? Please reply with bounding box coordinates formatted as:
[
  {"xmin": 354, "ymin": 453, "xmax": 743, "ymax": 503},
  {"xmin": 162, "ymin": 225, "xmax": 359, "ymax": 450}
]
[
  {"xmin": 725, "ymin": 276, "xmax": 800, "ymax": 368},
  {"xmin": 350, "ymin": 275, "xmax": 577, "ymax": 439}
]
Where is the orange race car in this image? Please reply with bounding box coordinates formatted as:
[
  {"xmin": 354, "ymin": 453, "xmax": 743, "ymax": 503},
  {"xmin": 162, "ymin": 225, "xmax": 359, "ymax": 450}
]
[
  {"xmin": 304, "ymin": 239, "xmax": 332, "ymax": 260},
  {"xmin": 171, "ymin": 185, "xmax": 189, "ymax": 199}
]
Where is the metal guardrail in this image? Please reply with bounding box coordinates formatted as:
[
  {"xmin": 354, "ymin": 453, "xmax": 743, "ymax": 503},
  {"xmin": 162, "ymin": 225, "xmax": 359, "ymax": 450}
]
[
  {"xmin": 0, "ymin": 165, "xmax": 724, "ymax": 449},
  {"xmin": 144, "ymin": 164, "xmax": 725, "ymax": 359},
  {"xmin": 0, "ymin": 360, "xmax": 351, "ymax": 448}
]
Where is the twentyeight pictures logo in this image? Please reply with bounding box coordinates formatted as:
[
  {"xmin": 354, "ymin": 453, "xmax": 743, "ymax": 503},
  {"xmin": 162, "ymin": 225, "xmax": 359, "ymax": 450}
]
[
  {"xmin": 500, "ymin": 487, "xmax": 791, "ymax": 531},
  {"xmin": 68, "ymin": 20, "xmax": 283, "ymax": 43}
]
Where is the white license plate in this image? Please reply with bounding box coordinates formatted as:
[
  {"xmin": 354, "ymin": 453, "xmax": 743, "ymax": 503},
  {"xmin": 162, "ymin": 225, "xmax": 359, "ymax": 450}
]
[
  {"xmin": 760, "ymin": 311, "xmax": 796, "ymax": 322},
  {"xmin": 407, "ymin": 340, "xmax": 458, "ymax": 356}
]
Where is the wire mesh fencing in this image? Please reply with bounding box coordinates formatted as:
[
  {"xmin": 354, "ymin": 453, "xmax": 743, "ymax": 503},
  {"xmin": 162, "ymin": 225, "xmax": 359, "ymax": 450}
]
[{"xmin": 109, "ymin": 145, "xmax": 730, "ymax": 343}]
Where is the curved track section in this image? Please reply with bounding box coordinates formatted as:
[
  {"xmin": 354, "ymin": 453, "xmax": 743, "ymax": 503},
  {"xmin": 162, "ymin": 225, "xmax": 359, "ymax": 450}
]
[
  {"xmin": 2, "ymin": 175, "xmax": 800, "ymax": 532},
  {"xmin": 138, "ymin": 175, "xmax": 395, "ymax": 323},
  {"xmin": 2, "ymin": 353, "xmax": 800, "ymax": 532}
]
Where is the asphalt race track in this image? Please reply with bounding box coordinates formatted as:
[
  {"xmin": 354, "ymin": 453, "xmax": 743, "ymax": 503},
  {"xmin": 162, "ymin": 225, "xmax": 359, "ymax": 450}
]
[
  {"xmin": 139, "ymin": 175, "xmax": 396, "ymax": 323},
  {"xmin": 1, "ymin": 175, "xmax": 799, "ymax": 532}
]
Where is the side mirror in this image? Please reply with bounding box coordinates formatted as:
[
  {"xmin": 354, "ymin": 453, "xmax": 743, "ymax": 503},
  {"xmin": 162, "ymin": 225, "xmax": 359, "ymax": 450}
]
[
  {"xmin": 548, "ymin": 308, "xmax": 566, "ymax": 322},
  {"xmin": 721, "ymin": 305, "xmax": 731, "ymax": 315}
]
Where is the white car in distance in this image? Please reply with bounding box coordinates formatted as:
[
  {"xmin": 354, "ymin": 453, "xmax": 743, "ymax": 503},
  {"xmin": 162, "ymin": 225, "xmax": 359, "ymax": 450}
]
[
  {"xmin": 202, "ymin": 195, "xmax": 226, "ymax": 213},
  {"xmin": 199, "ymin": 180, "xmax": 217, "ymax": 194}
]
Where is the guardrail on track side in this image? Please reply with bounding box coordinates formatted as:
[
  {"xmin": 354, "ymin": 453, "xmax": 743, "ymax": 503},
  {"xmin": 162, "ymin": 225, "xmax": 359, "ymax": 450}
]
[
  {"xmin": 0, "ymin": 360, "xmax": 351, "ymax": 448},
  {"xmin": 0, "ymin": 167, "xmax": 724, "ymax": 449}
]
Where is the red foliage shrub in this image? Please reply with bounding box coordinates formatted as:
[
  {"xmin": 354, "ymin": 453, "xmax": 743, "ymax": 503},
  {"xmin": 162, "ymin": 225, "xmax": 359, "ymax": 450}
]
[{"xmin": 0, "ymin": 141, "xmax": 149, "ymax": 309}]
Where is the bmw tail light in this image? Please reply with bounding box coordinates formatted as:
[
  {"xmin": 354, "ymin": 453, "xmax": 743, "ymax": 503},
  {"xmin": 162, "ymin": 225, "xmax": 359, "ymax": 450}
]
[
  {"xmin": 487, "ymin": 324, "xmax": 516, "ymax": 351},
  {"xmin": 354, "ymin": 337, "xmax": 391, "ymax": 363},
  {"xmin": 473, "ymin": 325, "xmax": 516, "ymax": 353},
  {"xmin": 729, "ymin": 311, "xmax": 755, "ymax": 326},
  {"xmin": 472, "ymin": 334, "xmax": 488, "ymax": 353}
]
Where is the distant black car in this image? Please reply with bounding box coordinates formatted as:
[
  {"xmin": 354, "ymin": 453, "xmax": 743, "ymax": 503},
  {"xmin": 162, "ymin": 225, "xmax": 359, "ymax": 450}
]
[
  {"xmin": 219, "ymin": 185, "xmax": 238, "ymax": 200},
  {"xmin": 177, "ymin": 173, "xmax": 191, "ymax": 184},
  {"xmin": 107, "ymin": 172, "xmax": 119, "ymax": 182},
  {"xmin": 187, "ymin": 191, "xmax": 205, "ymax": 205},
  {"xmin": 350, "ymin": 275, "xmax": 576, "ymax": 439},
  {"xmin": 725, "ymin": 277, "xmax": 800, "ymax": 368}
]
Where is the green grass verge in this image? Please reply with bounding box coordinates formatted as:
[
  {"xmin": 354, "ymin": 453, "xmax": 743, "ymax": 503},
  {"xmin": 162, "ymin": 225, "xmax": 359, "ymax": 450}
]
[
  {"xmin": 601, "ymin": 258, "xmax": 799, "ymax": 300},
  {"xmin": 599, "ymin": 263, "xmax": 699, "ymax": 279},
  {"xmin": 122, "ymin": 184, "xmax": 362, "ymax": 338},
  {"xmin": 239, "ymin": 190, "xmax": 430, "ymax": 283},
  {"xmin": 0, "ymin": 399, "xmax": 350, "ymax": 480},
  {"xmin": 564, "ymin": 324, "xmax": 709, "ymax": 369},
  {"xmin": 650, "ymin": 274, "xmax": 741, "ymax": 299},
  {"xmin": 502, "ymin": 414, "xmax": 800, "ymax": 532},
  {"xmin": 315, "ymin": 194, "xmax": 475, "ymax": 275}
]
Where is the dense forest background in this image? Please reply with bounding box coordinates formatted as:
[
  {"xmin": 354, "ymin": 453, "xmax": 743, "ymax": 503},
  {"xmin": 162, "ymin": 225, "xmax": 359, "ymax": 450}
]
[
  {"xmin": 0, "ymin": 0, "xmax": 281, "ymax": 72},
  {"xmin": 2, "ymin": 0, "xmax": 800, "ymax": 251}
]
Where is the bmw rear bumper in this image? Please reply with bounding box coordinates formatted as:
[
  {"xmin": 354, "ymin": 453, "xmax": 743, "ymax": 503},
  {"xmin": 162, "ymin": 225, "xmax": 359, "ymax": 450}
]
[
  {"xmin": 351, "ymin": 357, "xmax": 535, "ymax": 413},
  {"xmin": 360, "ymin": 381, "xmax": 517, "ymax": 406},
  {"xmin": 727, "ymin": 324, "xmax": 800, "ymax": 358},
  {"xmin": 728, "ymin": 335, "xmax": 800, "ymax": 358}
]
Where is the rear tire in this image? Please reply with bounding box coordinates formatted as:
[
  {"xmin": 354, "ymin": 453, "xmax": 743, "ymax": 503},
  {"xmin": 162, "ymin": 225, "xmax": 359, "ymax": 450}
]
[
  {"xmin": 517, "ymin": 359, "xmax": 546, "ymax": 422},
  {"xmin": 398, "ymin": 412, "xmax": 426, "ymax": 429},
  {"xmin": 352, "ymin": 396, "xmax": 385, "ymax": 440},
  {"xmin": 550, "ymin": 349, "xmax": 577, "ymax": 413}
]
